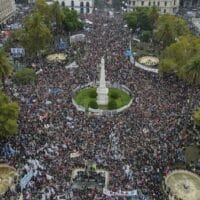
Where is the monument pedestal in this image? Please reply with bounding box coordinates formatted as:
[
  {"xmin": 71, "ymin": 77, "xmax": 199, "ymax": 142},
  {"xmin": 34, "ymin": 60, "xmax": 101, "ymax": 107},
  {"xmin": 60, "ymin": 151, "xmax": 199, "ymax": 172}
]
[
  {"xmin": 97, "ymin": 87, "xmax": 109, "ymax": 105},
  {"xmin": 96, "ymin": 57, "xmax": 109, "ymax": 106}
]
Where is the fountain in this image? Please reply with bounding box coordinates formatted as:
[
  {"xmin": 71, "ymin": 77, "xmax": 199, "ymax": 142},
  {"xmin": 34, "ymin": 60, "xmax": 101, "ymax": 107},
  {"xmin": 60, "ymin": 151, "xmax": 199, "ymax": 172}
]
[
  {"xmin": 138, "ymin": 56, "xmax": 159, "ymax": 67},
  {"xmin": 164, "ymin": 170, "xmax": 200, "ymax": 200},
  {"xmin": 0, "ymin": 164, "xmax": 18, "ymax": 196}
]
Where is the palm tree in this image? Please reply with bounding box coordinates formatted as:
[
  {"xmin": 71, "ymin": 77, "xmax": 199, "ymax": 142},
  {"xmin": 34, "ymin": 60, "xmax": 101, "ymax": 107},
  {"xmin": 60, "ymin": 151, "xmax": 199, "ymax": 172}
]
[
  {"xmin": 49, "ymin": 2, "xmax": 64, "ymax": 33},
  {"xmin": 0, "ymin": 49, "xmax": 13, "ymax": 91},
  {"xmin": 182, "ymin": 56, "xmax": 200, "ymax": 83},
  {"xmin": 157, "ymin": 22, "xmax": 175, "ymax": 48}
]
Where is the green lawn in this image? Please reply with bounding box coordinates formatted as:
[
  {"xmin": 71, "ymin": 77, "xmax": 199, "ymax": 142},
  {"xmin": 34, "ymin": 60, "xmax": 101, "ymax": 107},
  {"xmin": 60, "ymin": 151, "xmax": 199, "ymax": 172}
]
[{"xmin": 74, "ymin": 87, "xmax": 131, "ymax": 110}]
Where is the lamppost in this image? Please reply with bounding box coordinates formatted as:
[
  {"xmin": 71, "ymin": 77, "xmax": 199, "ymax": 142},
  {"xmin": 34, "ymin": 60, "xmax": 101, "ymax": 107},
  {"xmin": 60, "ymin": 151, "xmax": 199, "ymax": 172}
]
[
  {"xmin": 121, "ymin": 1, "xmax": 127, "ymax": 12},
  {"xmin": 121, "ymin": 0, "xmax": 130, "ymax": 12}
]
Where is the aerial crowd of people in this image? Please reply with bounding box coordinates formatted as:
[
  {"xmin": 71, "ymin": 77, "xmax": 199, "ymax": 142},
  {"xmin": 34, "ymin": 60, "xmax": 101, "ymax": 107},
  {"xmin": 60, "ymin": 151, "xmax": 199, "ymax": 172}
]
[{"xmin": 1, "ymin": 9, "xmax": 200, "ymax": 200}]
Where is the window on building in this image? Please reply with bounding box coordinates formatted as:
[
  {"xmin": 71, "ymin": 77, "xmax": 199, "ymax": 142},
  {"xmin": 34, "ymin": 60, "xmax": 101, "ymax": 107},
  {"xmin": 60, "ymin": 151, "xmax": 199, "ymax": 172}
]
[
  {"xmin": 61, "ymin": 1, "xmax": 65, "ymax": 7},
  {"xmin": 174, "ymin": 0, "xmax": 176, "ymax": 5},
  {"xmin": 71, "ymin": 0, "xmax": 74, "ymax": 10},
  {"xmin": 157, "ymin": 1, "xmax": 160, "ymax": 6},
  {"xmin": 132, "ymin": 1, "xmax": 135, "ymax": 6},
  {"xmin": 164, "ymin": 9, "xmax": 166, "ymax": 13},
  {"xmin": 86, "ymin": 2, "xmax": 90, "ymax": 13},
  {"xmin": 153, "ymin": 1, "xmax": 155, "ymax": 6},
  {"xmin": 141, "ymin": 1, "xmax": 144, "ymax": 6},
  {"xmin": 80, "ymin": 2, "xmax": 84, "ymax": 13},
  {"xmin": 165, "ymin": 1, "xmax": 167, "ymax": 6},
  {"xmin": 149, "ymin": 1, "xmax": 151, "ymax": 6}
]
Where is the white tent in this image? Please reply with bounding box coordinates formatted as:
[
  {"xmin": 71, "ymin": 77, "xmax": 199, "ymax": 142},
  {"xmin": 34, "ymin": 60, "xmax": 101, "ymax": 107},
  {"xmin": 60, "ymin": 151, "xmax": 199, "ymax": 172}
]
[
  {"xmin": 70, "ymin": 34, "xmax": 86, "ymax": 44},
  {"xmin": 85, "ymin": 19, "xmax": 93, "ymax": 25}
]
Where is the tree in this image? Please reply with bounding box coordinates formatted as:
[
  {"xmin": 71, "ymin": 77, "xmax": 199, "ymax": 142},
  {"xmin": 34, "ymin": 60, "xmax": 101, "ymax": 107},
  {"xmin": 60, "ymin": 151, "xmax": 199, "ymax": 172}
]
[
  {"xmin": 182, "ymin": 56, "xmax": 200, "ymax": 83},
  {"xmin": 0, "ymin": 92, "xmax": 19, "ymax": 137},
  {"xmin": 156, "ymin": 22, "xmax": 175, "ymax": 48},
  {"xmin": 140, "ymin": 31, "xmax": 152, "ymax": 42},
  {"xmin": 149, "ymin": 6, "xmax": 159, "ymax": 28},
  {"xmin": 160, "ymin": 35, "xmax": 200, "ymax": 78},
  {"xmin": 62, "ymin": 8, "xmax": 83, "ymax": 31},
  {"xmin": 21, "ymin": 12, "xmax": 52, "ymax": 57},
  {"xmin": 124, "ymin": 13, "xmax": 137, "ymax": 31},
  {"xmin": 3, "ymin": 29, "xmax": 23, "ymax": 51},
  {"xmin": 34, "ymin": 0, "xmax": 51, "ymax": 25},
  {"xmin": 154, "ymin": 15, "xmax": 189, "ymax": 48},
  {"xmin": 159, "ymin": 58, "xmax": 177, "ymax": 74},
  {"xmin": 13, "ymin": 68, "xmax": 36, "ymax": 85},
  {"xmin": 136, "ymin": 7, "xmax": 153, "ymax": 31},
  {"xmin": 49, "ymin": 1, "xmax": 64, "ymax": 32},
  {"xmin": 0, "ymin": 49, "xmax": 13, "ymax": 91},
  {"xmin": 124, "ymin": 7, "xmax": 158, "ymax": 32}
]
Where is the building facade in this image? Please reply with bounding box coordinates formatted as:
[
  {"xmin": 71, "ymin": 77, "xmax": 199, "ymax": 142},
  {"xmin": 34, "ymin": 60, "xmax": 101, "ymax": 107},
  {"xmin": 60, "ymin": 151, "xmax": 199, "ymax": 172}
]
[
  {"xmin": 57, "ymin": 0, "xmax": 94, "ymax": 14},
  {"xmin": 128, "ymin": 0, "xmax": 180, "ymax": 14},
  {"xmin": 180, "ymin": 0, "xmax": 200, "ymax": 7},
  {"xmin": 0, "ymin": 0, "xmax": 16, "ymax": 25}
]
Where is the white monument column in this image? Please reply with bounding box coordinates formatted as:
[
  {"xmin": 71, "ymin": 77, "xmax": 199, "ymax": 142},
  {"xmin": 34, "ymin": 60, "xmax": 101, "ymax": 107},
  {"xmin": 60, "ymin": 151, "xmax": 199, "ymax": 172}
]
[{"xmin": 97, "ymin": 57, "xmax": 109, "ymax": 105}]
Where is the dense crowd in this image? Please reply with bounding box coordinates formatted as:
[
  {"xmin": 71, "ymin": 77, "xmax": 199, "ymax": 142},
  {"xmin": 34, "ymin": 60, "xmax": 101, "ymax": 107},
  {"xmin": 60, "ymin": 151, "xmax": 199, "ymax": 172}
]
[{"xmin": 1, "ymin": 9, "xmax": 200, "ymax": 200}]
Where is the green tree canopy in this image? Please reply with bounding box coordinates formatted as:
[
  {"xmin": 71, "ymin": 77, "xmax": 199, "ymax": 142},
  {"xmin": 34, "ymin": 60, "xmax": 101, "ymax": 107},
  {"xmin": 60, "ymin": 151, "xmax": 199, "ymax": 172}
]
[
  {"xmin": 0, "ymin": 92, "xmax": 19, "ymax": 137},
  {"xmin": 13, "ymin": 68, "xmax": 36, "ymax": 85},
  {"xmin": 21, "ymin": 12, "xmax": 52, "ymax": 57},
  {"xmin": 62, "ymin": 8, "xmax": 83, "ymax": 31},
  {"xmin": 124, "ymin": 7, "xmax": 159, "ymax": 32},
  {"xmin": 49, "ymin": 1, "xmax": 64, "ymax": 32},
  {"xmin": 0, "ymin": 49, "xmax": 13, "ymax": 90},
  {"xmin": 34, "ymin": 0, "xmax": 51, "ymax": 25},
  {"xmin": 124, "ymin": 13, "xmax": 137, "ymax": 30},
  {"xmin": 160, "ymin": 35, "xmax": 200, "ymax": 82},
  {"xmin": 182, "ymin": 56, "xmax": 200, "ymax": 83},
  {"xmin": 154, "ymin": 15, "xmax": 190, "ymax": 48}
]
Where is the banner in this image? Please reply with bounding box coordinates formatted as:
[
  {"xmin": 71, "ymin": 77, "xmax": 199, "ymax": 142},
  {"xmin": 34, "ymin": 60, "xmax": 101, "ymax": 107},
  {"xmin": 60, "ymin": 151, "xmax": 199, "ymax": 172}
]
[
  {"xmin": 70, "ymin": 152, "xmax": 81, "ymax": 158},
  {"xmin": 48, "ymin": 88, "xmax": 64, "ymax": 95},
  {"xmin": 11, "ymin": 48, "xmax": 25, "ymax": 58},
  {"xmin": 125, "ymin": 49, "xmax": 132, "ymax": 57},
  {"xmin": 103, "ymin": 188, "xmax": 137, "ymax": 197},
  {"xmin": 55, "ymin": 38, "xmax": 68, "ymax": 50},
  {"xmin": 1, "ymin": 144, "xmax": 15, "ymax": 157},
  {"xmin": 70, "ymin": 34, "xmax": 86, "ymax": 43}
]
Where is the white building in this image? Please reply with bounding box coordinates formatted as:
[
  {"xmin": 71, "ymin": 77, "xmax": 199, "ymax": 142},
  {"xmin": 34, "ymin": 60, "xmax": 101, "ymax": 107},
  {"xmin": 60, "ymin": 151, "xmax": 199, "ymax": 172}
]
[
  {"xmin": 56, "ymin": 0, "xmax": 94, "ymax": 14},
  {"xmin": 128, "ymin": 0, "xmax": 180, "ymax": 14},
  {"xmin": 0, "ymin": 0, "xmax": 16, "ymax": 25}
]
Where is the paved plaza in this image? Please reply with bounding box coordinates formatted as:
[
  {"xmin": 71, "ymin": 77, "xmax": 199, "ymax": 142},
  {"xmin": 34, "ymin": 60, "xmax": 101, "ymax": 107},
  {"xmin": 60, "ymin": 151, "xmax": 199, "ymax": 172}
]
[{"xmin": 0, "ymin": 8, "xmax": 200, "ymax": 200}]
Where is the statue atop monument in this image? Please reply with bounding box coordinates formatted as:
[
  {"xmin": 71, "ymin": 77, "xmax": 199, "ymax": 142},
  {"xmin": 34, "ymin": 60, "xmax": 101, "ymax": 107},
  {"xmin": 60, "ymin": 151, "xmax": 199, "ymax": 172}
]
[{"xmin": 96, "ymin": 57, "xmax": 109, "ymax": 105}]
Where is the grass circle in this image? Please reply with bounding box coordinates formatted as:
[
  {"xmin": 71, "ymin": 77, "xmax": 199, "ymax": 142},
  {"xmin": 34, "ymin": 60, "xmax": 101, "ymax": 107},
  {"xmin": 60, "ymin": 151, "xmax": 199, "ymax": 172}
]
[{"xmin": 74, "ymin": 87, "xmax": 131, "ymax": 110}]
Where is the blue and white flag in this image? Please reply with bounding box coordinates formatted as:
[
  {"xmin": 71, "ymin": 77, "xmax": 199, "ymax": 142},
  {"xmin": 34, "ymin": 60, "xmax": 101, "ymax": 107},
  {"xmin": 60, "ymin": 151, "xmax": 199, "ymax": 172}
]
[{"xmin": 20, "ymin": 169, "xmax": 34, "ymax": 190}]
